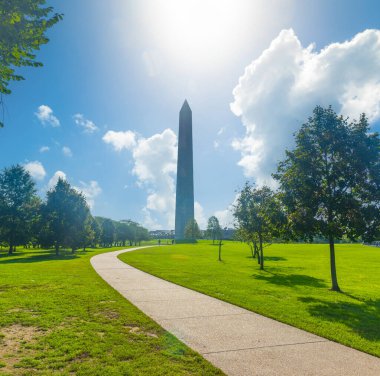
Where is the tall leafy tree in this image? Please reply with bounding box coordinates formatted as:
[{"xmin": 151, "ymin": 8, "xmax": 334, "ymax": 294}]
[
  {"xmin": 274, "ymin": 106, "xmax": 380, "ymax": 291},
  {"xmin": 43, "ymin": 178, "xmax": 90, "ymax": 254},
  {"xmin": 0, "ymin": 165, "xmax": 39, "ymax": 254},
  {"xmin": 87, "ymin": 215, "xmax": 100, "ymax": 248},
  {"xmin": 234, "ymin": 183, "xmax": 286, "ymax": 270},
  {"xmin": 135, "ymin": 225, "xmax": 150, "ymax": 245},
  {"xmin": 99, "ymin": 218, "xmax": 115, "ymax": 247},
  {"xmin": 206, "ymin": 216, "xmax": 222, "ymax": 244},
  {"xmin": 0, "ymin": 0, "xmax": 62, "ymax": 126},
  {"xmin": 123, "ymin": 220, "xmax": 138, "ymax": 246},
  {"xmin": 184, "ymin": 219, "xmax": 201, "ymax": 241},
  {"xmin": 115, "ymin": 221, "xmax": 131, "ymax": 247}
]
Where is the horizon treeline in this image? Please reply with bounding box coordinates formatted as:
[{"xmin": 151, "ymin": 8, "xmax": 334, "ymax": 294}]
[{"xmin": 0, "ymin": 164, "xmax": 149, "ymax": 255}]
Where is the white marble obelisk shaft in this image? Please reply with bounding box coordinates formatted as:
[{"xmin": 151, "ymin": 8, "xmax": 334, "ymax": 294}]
[{"xmin": 175, "ymin": 100, "xmax": 194, "ymax": 240}]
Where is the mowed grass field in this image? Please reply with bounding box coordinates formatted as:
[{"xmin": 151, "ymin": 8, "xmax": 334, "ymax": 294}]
[
  {"xmin": 0, "ymin": 247, "xmax": 223, "ymax": 376},
  {"xmin": 119, "ymin": 241, "xmax": 380, "ymax": 357}
]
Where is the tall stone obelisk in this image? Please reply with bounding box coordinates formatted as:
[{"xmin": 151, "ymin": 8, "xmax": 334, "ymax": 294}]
[{"xmin": 175, "ymin": 100, "xmax": 194, "ymax": 241}]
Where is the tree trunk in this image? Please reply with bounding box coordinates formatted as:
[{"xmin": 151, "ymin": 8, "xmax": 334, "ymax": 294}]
[
  {"xmin": 329, "ymin": 235, "xmax": 340, "ymax": 291},
  {"xmin": 259, "ymin": 234, "xmax": 264, "ymax": 270},
  {"xmin": 254, "ymin": 242, "xmax": 260, "ymax": 264},
  {"xmin": 218, "ymin": 241, "xmax": 222, "ymax": 261},
  {"xmin": 254, "ymin": 242, "xmax": 259, "ymax": 258},
  {"xmin": 8, "ymin": 244, "xmax": 13, "ymax": 256},
  {"xmin": 55, "ymin": 242, "xmax": 59, "ymax": 256},
  {"xmin": 250, "ymin": 243, "xmax": 255, "ymax": 258}
]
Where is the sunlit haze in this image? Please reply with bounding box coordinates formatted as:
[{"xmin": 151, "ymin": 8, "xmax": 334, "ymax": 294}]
[{"xmin": 1, "ymin": 0, "xmax": 380, "ymax": 229}]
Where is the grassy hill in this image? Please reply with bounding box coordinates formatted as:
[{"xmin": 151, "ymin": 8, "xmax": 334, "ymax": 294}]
[
  {"xmin": 119, "ymin": 241, "xmax": 380, "ymax": 357},
  {"xmin": 0, "ymin": 246, "xmax": 223, "ymax": 375}
]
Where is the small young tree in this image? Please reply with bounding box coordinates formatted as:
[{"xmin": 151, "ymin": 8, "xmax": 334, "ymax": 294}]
[
  {"xmin": 0, "ymin": 165, "xmax": 40, "ymax": 254},
  {"xmin": 184, "ymin": 219, "xmax": 201, "ymax": 241},
  {"xmin": 235, "ymin": 227, "xmax": 260, "ymax": 262},
  {"xmin": 206, "ymin": 216, "xmax": 222, "ymax": 244},
  {"xmin": 234, "ymin": 183, "xmax": 286, "ymax": 270},
  {"xmin": 217, "ymin": 227, "xmax": 227, "ymax": 262},
  {"xmin": 274, "ymin": 106, "xmax": 380, "ymax": 291}
]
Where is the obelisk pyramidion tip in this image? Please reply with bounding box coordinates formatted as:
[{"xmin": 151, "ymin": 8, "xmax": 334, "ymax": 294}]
[{"xmin": 181, "ymin": 99, "xmax": 191, "ymax": 112}]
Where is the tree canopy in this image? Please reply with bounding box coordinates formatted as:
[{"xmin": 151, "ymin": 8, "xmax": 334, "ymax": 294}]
[
  {"xmin": 0, "ymin": 165, "xmax": 39, "ymax": 254},
  {"xmin": 43, "ymin": 178, "xmax": 90, "ymax": 254},
  {"xmin": 0, "ymin": 0, "xmax": 62, "ymax": 126},
  {"xmin": 274, "ymin": 106, "xmax": 380, "ymax": 291},
  {"xmin": 234, "ymin": 183, "xmax": 286, "ymax": 270},
  {"xmin": 206, "ymin": 216, "xmax": 222, "ymax": 243},
  {"xmin": 184, "ymin": 218, "xmax": 201, "ymax": 241},
  {"xmin": 0, "ymin": 164, "xmax": 150, "ymax": 253}
]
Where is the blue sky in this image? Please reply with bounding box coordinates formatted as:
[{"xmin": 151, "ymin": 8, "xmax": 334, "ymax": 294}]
[{"xmin": 1, "ymin": 0, "xmax": 380, "ymax": 229}]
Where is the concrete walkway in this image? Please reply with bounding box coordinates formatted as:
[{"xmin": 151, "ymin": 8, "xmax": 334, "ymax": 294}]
[{"xmin": 91, "ymin": 247, "xmax": 380, "ymax": 376}]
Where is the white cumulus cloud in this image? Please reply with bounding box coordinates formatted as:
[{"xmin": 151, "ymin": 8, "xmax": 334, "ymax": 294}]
[
  {"xmin": 62, "ymin": 146, "xmax": 73, "ymax": 157},
  {"xmin": 35, "ymin": 105, "xmax": 60, "ymax": 127},
  {"xmin": 103, "ymin": 130, "xmax": 137, "ymax": 151},
  {"xmin": 231, "ymin": 28, "xmax": 380, "ymax": 185},
  {"xmin": 48, "ymin": 170, "xmax": 67, "ymax": 190},
  {"xmin": 103, "ymin": 128, "xmax": 177, "ymax": 229},
  {"xmin": 214, "ymin": 195, "xmax": 238, "ymax": 228},
  {"xmin": 73, "ymin": 113, "xmax": 98, "ymax": 133},
  {"xmin": 195, "ymin": 201, "xmax": 207, "ymax": 230},
  {"xmin": 132, "ymin": 129, "xmax": 177, "ymax": 229},
  {"xmin": 39, "ymin": 146, "xmax": 50, "ymax": 153},
  {"xmin": 46, "ymin": 171, "xmax": 100, "ymax": 209},
  {"xmin": 24, "ymin": 161, "xmax": 46, "ymax": 181},
  {"xmin": 74, "ymin": 180, "xmax": 102, "ymax": 209}
]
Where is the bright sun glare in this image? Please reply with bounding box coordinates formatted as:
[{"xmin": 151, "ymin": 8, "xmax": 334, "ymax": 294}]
[{"xmin": 144, "ymin": 0, "xmax": 255, "ymax": 69}]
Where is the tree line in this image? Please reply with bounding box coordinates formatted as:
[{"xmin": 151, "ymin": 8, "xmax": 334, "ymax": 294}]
[
  {"xmin": 0, "ymin": 165, "xmax": 149, "ymax": 255},
  {"xmin": 233, "ymin": 106, "xmax": 380, "ymax": 292}
]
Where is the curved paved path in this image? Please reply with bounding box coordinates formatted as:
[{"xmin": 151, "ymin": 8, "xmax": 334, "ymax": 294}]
[{"xmin": 91, "ymin": 247, "xmax": 380, "ymax": 376}]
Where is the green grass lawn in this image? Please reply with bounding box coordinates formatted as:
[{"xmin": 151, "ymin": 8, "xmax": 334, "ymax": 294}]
[
  {"xmin": 0, "ymin": 246, "xmax": 223, "ymax": 376},
  {"xmin": 119, "ymin": 241, "xmax": 380, "ymax": 357}
]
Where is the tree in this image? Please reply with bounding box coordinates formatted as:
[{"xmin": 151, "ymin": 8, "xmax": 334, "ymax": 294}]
[
  {"xmin": 274, "ymin": 106, "xmax": 380, "ymax": 291},
  {"xmin": 0, "ymin": 165, "xmax": 39, "ymax": 254},
  {"xmin": 115, "ymin": 221, "xmax": 128, "ymax": 246},
  {"xmin": 0, "ymin": 0, "xmax": 62, "ymax": 126},
  {"xmin": 235, "ymin": 227, "xmax": 260, "ymax": 262},
  {"xmin": 99, "ymin": 218, "xmax": 115, "ymax": 247},
  {"xmin": 124, "ymin": 220, "xmax": 138, "ymax": 246},
  {"xmin": 217, "ymin": 227, "xmax": 227, "ymax": 262},
  {"xmin": 43, "ymin": 178, "xmax": 90, "ymax": 254},
  {"xmin": 184, "ymin": 219, "xmax": 201, "ymax": 241},
  {"xmin": 234, "ymin": 183, "xmax": 286, "ymax": 270},
  {"xmin": 206, "ymin": 216, "xmax": 222, "ymax": 244},
  {"xmin": 87, "ymin": 215, "xmax": 100, "ymax": 248},
  {"xmin": 135, "ymin": 225, "xmax": 150, "ymax": 245}
]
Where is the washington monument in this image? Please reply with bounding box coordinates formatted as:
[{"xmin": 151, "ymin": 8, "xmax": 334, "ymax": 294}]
[{"xmin": 175, "ymin": 100, "xmax": 194, "ymax": 240}]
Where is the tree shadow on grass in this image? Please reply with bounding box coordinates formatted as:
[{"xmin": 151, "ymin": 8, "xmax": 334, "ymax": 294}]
[
  {"xmin": 265, "ymin": 256, "xmax": 287, "ymax": 261},
  {"xmin": 253, "ymin": 272, "xmax": 327, "ymax": 288},
  {"xmin": 299, "ymin": 296, "xmax": 380, "ymax": 342},
  {"xmin": 0, "ymin": 249, "xmax": 46, "ymax": 257},
  {"xmin": 245, "ymin": 256, "xmax": 287, "ymax": 261},
  {"xmin": 0, "ymin": 251, "xmax": 79, "ymax": 264}
]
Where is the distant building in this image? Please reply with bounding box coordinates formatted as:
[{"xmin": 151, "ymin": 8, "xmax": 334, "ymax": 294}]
[{"xmin": 149, "ymin": 230, "xmax": 174, "ymax": 239}]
